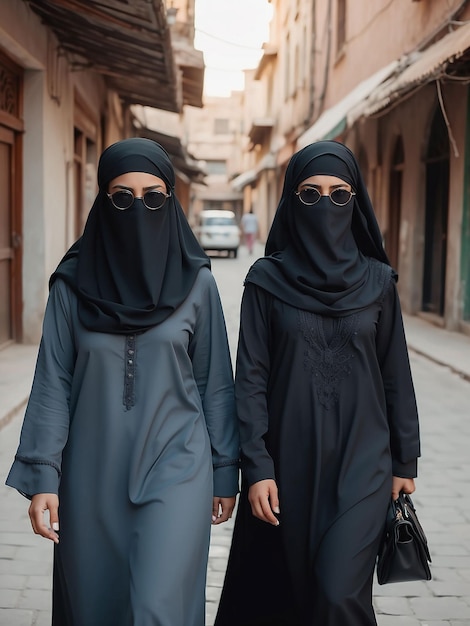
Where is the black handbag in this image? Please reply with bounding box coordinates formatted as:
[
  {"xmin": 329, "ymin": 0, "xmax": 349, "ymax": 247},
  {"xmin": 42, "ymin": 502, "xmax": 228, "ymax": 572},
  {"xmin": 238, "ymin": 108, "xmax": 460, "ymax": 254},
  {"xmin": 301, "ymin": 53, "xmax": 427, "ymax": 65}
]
[{"xmin": 377, "ymin": 492, "xmax": 432, "ymax": 584}]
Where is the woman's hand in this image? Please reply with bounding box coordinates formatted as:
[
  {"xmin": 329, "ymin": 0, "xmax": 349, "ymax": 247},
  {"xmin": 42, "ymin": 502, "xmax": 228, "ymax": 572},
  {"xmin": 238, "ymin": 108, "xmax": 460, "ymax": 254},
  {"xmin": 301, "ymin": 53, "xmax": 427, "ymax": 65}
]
[
  {"xmin": 392, "ymin": 476, "xmax": 416, "ymax": 501},
  {"xmin": 212, "ymin": 496, "xmax": 236, "ymax": 525},
  {"xmin": 248, "ymin": 479, "xmax": 280, "ymax": 526},
  {"xmin": 28, "ymin": 493, "xmax": 60, "ymax": 543}
]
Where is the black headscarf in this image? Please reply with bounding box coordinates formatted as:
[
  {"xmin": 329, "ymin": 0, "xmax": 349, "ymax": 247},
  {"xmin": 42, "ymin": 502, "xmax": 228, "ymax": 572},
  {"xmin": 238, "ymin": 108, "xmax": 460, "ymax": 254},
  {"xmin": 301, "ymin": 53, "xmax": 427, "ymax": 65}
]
[
  {"xmin": 245, "ymin": 140, "xmax": 394, "ymax": 315},
  {"xmin": 50, "ymin": 137, "xmax": 210, "ymax": 334}
]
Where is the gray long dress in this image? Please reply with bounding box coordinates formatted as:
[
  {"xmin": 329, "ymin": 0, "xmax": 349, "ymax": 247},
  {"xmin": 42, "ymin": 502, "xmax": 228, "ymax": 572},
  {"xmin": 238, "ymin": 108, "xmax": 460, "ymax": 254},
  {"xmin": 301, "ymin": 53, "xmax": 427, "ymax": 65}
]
[{"xmin": 6, "ymin": 267, "xmax": 239, "ymax": 626}]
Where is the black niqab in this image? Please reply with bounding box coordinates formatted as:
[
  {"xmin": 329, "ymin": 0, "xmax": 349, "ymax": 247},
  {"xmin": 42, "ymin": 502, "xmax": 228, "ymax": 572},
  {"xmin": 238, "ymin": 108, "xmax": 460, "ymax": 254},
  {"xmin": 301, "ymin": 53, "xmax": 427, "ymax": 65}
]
[
  {"xmin": 246, "ymin": 140, "xmax": 394, "ymax": 315},
  {"xmin": 50, "ymin": 137, "xmax": 210, "ymax": 333}
]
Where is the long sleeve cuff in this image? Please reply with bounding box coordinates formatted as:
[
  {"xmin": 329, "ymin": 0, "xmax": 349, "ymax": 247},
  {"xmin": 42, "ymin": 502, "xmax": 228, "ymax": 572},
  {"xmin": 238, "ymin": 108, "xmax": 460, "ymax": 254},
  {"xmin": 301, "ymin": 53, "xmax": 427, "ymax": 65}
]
[
  {"xmin": 392, "ymin": 458, "xmax": 417, "ymax": 478},
  {"xmin": 5, "ymin": 458, "xmax": 60, "ymax": 500},
  {"xmin": 213, "ymin": 461, "xmax": 240, "ymax": 497}
]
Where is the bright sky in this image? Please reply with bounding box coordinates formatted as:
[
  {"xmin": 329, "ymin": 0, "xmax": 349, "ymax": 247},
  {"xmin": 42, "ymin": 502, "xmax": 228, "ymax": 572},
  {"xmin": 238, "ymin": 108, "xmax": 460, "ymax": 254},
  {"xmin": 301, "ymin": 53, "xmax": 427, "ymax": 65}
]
[{"xmin": 194, "ymin": 0, "xmax": 273, "ymax": 97}]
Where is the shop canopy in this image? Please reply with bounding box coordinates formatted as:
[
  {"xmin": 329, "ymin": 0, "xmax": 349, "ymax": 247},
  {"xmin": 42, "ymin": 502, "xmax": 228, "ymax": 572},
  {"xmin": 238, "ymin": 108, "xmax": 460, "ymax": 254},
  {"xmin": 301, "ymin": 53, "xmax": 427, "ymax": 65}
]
[
  {"xmin": 26, "ymin": 0, "xmax": 204, "ymax": 112},
  {"xmin": 348, "ymin": 20, "xmax": 470, "ymax": 123},
  {"xmin": 297, "ymin": 61, "xmax": 399, "ymax": 149},
  {"xmin": 298, "ymin": 21, "xmax": 470, "ymax": 147}
]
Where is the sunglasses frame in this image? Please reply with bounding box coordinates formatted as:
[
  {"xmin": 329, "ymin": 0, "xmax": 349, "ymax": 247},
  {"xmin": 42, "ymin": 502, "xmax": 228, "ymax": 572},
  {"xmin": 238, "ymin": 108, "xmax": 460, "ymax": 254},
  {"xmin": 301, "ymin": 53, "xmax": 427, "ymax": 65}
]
[
  {"xmin": 295, "ymin": 187, "xmax": 356, "ymax": 207},
  {"xmin": 107, "ymin": 189, "xmax": 171, "ymax": 211}
]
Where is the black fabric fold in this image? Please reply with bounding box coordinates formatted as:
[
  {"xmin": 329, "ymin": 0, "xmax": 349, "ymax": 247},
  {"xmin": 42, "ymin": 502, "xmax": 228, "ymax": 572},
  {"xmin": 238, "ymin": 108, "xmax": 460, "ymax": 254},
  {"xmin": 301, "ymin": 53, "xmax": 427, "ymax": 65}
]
[
  {"xmin": 50, "ymin": 138, "xmax": 210, "ymax": 334},
  {"xmin": 245, "ymin": 140, "xmax": 395, "ymax": 315}
]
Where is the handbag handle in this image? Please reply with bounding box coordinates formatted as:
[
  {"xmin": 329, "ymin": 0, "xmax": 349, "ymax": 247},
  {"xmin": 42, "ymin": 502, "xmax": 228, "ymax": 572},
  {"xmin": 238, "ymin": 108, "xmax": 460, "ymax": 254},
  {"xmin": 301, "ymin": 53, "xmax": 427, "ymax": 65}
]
[{"xmin": 394, "ymin": 493, "xmax": 432, "ymax": 562}]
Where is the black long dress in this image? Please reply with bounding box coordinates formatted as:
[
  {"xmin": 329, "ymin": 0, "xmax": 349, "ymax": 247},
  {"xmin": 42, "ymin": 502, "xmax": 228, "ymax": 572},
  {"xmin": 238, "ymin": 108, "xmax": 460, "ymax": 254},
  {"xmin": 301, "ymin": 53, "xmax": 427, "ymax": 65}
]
[{"xmin": 215, "ymin": 270, "xmax": 420, "ymax": 626}]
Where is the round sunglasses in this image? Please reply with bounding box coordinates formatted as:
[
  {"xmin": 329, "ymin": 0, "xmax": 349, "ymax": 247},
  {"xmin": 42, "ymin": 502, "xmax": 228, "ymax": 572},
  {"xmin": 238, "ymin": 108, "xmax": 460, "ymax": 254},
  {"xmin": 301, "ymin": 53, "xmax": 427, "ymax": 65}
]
[
  {"xmin": 107, "ymin": 189, "xmax": 171, "ymax": 211},
  {"xmin": 295, "ymin": 187, "xmax": 356, "ymax": 206}
]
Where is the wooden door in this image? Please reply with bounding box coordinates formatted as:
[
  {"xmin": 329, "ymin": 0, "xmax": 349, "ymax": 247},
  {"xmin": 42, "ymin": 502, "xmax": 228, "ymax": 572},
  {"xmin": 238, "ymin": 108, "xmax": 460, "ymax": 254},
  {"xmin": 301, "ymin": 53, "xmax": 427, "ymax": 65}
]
[
  {"xmin": 0, "ymin": 126, "xmax": 14, "ymax": 345},
  {"xmin": 0, "ymin": 123, "xmax": 23, "ymax": 346},
  {"xmin": 0, "ymin": 52, "xmax": 23, "ymax": 347}
]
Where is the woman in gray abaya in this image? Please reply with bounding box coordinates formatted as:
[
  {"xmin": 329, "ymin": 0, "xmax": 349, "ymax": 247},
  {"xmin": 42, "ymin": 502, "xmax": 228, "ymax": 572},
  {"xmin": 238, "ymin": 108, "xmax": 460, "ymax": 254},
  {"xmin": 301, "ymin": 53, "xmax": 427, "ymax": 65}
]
[
  {"xmin": 6, "ymin": 138, "xmax": 239, "ymax": 626},
  {"xmin": 214, "ymin": 141, "xmax": 420, "ymax": 626}
]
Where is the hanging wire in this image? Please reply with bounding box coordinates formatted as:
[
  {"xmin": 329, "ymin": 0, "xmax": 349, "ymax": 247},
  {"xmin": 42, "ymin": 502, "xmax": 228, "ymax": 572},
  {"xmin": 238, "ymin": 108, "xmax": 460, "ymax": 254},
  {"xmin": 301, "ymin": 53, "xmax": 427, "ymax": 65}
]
[
  {"xmin": 195, "ymin": 28, "xmax": 266, "ymax": 51},
  {"xmin": 436, "ymin": 79, "xmax": 459, "ymax": 157}
]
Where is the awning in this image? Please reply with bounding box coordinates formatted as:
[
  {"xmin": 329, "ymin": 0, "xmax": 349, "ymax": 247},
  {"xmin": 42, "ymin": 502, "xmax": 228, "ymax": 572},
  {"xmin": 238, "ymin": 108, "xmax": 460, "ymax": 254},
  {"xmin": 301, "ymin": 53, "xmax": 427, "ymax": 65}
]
[
  {"xmin": 254, "ymin": 45, "xmax": 278, "ymax": 80},
  {"xmin": 24, "ymin": 0, "xmax": 204, "ymax": 112},
  {"xmin": 171, "ymin": 35, "xmax": 205, "ymax": 108},
  {"xmin": 230, "ymin": 154, "xmax": 276, "ymax": 191},
  {"xmin": 296, "ymin": 61, "xmax": 399, "ymax": 149},
  {"xmin": 256, "ymin": 153, "xmax": 276, "ymax": 172},
  {"xmin": 248, "ymin": 118, "xmax": 275, "ymax": 148},
  {"xmin": 348, "ymin": 21, "xmax": 470, "ymax": 121},
  {"xmin": 231, "ymin": 170, "xmax": 257, "ymax": 191},
  {"xmin": 136, "ymin": 128, "xmax": 205, "ymax": 183}
]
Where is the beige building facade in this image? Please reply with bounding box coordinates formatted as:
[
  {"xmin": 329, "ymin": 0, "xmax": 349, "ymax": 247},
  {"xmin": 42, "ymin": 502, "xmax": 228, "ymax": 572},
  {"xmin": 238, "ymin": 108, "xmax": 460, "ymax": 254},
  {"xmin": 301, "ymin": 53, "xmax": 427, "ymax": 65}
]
[
  {"xmin": 0, "ymin": 0, "xmax": 204, "ymax": 347},
  {"xmin": 236, "ymin": 0, "xmax": 470, "ymax": 336},
  {"xmin": 184, "ymin": 94, "xmax": 244, "ymax": 226}
]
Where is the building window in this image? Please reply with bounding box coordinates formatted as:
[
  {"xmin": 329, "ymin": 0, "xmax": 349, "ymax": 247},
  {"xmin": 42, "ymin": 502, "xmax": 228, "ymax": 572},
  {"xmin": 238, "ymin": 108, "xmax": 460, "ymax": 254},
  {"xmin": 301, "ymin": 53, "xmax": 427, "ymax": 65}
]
[
  {"xmin": 205, "ymin": 159, "xmax": 227, "ymax": 175},
  {"xmin": 214, "ymin": 118, "xmax": 230, "ymax": 134},
  {"xmin": 337, "ymin": 0, "xmax": 346, "ymax": 54}
]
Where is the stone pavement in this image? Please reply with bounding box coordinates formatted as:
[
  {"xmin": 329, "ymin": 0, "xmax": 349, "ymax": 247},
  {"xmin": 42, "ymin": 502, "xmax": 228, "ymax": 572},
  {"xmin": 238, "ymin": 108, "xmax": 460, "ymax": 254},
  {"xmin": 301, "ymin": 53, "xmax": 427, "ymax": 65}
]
[{"xmin": 1, "ymin": 243, "xmax": 470, "ymax": 625}]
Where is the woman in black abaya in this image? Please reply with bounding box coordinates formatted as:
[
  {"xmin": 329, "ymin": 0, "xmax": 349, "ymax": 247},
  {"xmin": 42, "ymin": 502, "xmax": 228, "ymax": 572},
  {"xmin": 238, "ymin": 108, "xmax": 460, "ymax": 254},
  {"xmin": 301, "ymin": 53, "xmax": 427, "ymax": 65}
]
[
  {"xmin": 7, "ymin": 138, "xmax": 239, "ymax": 626},
  {"xmin": 215, "ymin": 140, "xmax": 420, "ymax": 626}
]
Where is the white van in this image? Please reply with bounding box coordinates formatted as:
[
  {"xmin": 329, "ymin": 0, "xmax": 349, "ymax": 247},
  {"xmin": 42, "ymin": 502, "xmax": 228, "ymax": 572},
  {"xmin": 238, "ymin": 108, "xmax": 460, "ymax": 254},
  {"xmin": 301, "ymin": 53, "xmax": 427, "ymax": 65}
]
[{"xmin": 196, "ymin": 209, "xmax": 240, "ymax": 258}]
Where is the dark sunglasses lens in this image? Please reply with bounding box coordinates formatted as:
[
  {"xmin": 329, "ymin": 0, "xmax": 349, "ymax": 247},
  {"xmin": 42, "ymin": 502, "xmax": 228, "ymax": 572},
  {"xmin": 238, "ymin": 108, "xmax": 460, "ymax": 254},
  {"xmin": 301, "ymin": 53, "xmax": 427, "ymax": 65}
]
[
  {"xmin": 144, "ymin": 191, "xmax": 167, "ymax": 210},
  {"xmin": 110, "ymin": 191, "xmax": 134, "ymax": 210},
  {"xmin": 331, "ymin": 189, "xmax": 352, "ymax": 205},
  {"xmin": 299, "ymin": 188, "xmax": 321, "ymax": 205}
]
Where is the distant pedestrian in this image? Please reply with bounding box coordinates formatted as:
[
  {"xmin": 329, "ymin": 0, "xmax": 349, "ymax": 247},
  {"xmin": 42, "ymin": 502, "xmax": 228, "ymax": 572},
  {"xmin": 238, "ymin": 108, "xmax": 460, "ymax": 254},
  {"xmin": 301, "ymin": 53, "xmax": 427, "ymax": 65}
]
[
  {"xmin": 215, "ymin": 140, "xmax": 421, "ymax": 626},
  {"xmin": 241, "ymin": 208, "xmax": 259, "ymax": 254},
  {"xmin": 6, "ymin": 137, "xmax": 239, "ymax": 626}
]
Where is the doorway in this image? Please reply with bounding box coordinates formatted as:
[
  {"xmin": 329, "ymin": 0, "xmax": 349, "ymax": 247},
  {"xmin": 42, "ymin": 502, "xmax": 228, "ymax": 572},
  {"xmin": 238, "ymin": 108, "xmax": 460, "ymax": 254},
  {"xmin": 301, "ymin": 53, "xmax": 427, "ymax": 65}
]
[
  {"xmin": 0, "ymin": 52, "xmax": 23, "ymax": 347},
  {"xmin": 422, "ymin": 108, "xmax": 449, "ymax": 316},
  {"xmin": 387, "ymin": 137, "xmax": 404, "ymax": 272}
]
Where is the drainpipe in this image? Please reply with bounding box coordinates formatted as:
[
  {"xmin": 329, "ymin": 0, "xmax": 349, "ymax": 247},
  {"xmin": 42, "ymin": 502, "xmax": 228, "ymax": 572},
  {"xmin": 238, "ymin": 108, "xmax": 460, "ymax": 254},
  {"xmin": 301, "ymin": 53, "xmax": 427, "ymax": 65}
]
[
  {"xmin": 306, "ymin": 0, "xmax": 317, "ymax": 125},
  {"xmin": 315, "ymin": 0, "xmax": 333, "ymax": 120}
]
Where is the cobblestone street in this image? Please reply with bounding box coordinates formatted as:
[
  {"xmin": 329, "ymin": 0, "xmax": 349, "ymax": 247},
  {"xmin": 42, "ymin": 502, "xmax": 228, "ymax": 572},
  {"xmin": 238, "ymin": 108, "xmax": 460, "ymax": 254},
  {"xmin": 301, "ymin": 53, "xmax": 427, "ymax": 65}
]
[{"xmin": 1, "ymin": 243, "xmax": 470, "ymax": 625}]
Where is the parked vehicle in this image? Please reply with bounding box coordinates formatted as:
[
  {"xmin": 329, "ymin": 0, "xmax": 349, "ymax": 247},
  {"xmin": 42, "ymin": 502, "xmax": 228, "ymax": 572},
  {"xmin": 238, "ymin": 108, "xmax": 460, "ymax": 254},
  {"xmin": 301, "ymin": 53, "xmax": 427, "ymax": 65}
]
[{"xmin": 195, "ymin": 209, "xmax": 240, "ymax": 258}]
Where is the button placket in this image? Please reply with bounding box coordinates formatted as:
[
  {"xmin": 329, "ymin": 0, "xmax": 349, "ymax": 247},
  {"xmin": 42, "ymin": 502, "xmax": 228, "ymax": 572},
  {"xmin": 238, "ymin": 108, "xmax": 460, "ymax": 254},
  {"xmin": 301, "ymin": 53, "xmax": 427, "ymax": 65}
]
[{"xmin": 123, "ymin": 335, "xmax": 136, "ymax": 409}]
